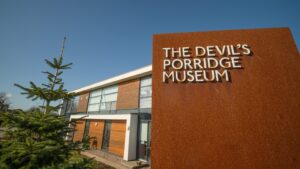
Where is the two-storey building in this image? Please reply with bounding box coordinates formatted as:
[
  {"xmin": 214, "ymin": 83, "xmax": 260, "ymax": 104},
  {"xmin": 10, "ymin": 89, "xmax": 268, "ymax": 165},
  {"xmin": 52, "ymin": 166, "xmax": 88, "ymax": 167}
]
[{"xmin": 60, "ymin": 65, "xmax": 152, "ymax": 162}]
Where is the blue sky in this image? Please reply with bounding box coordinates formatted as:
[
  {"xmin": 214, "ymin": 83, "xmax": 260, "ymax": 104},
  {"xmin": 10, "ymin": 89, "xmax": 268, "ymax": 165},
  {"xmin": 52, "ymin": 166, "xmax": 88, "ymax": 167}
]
[{"xmin": 0, "ymin": 0, "xmax": 299, "ymax": 110}]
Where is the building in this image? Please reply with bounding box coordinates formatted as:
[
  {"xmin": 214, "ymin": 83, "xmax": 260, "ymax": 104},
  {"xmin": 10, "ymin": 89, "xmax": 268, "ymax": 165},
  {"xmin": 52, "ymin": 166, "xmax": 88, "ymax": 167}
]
[
  {"xmin": 59, "ymin": 28, "xmax": 300, "ymax": 168},
  {"xmin": 60, "ymin": 65, "xmax": 152, "ymax": 162}
]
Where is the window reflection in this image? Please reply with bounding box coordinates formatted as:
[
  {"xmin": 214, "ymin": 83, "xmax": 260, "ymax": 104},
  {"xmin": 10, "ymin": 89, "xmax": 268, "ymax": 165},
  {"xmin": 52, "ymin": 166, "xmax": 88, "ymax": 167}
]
[{"xmin": 140, "ymin": 77, "xmax": 152, "ymax": 109}]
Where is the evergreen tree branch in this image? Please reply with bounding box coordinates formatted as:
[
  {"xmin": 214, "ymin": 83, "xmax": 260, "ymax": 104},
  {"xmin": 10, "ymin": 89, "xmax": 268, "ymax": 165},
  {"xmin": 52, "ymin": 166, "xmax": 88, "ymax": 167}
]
[{"xmin": 0, "ymin": 37, "xmax": 91, "ymax": 169}]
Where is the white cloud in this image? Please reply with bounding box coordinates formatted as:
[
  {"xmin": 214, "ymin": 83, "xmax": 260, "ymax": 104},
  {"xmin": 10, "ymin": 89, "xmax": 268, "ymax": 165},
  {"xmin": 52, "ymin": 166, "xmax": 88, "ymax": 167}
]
[{"xmin": 5, "ymin": 93, "xmax": 12, "ymax": 98}]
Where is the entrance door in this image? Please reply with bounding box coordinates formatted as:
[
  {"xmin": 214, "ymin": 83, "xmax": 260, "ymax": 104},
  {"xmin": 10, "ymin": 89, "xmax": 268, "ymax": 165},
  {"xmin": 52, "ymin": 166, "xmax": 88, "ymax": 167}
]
[
  {"xmin": 102, "ymin": 120, "xmax": 111, "ymax": 151},
  {"xmin": 138, "ymin": 120, "xmax": 151, "ymax": 161}
]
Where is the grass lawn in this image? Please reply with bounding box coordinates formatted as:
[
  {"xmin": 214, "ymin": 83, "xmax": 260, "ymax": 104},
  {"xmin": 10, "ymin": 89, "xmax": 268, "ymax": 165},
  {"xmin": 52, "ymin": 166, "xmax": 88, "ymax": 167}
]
[
  {"xmin": 90, "ymin": 160, "xmax": 115, "ymax": 169},
  {"xmin": 69, "ymin": 151, "xmax": 115, "ymax": 169}
]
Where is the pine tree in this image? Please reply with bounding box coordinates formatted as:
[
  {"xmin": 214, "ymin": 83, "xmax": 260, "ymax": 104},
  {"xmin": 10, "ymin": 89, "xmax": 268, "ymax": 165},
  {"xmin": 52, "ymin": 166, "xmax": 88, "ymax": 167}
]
[
  {"xmin": 15, "ymin": 37, "xmax": 73, "ymax": 114},
  {"xmin": 0, "ymin": 38, "xmax": 92, "ymax": 169},
  {"xmin": 0, "ymin": 93, "xmax": 10, "ymax": 112}
]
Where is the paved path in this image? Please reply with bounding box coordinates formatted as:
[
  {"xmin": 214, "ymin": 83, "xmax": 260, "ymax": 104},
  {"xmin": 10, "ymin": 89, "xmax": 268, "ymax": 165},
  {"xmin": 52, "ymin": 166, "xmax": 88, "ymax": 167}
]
[{"xmin": 81, "ymin": 151, "xmax": 150, "ymax": 169}]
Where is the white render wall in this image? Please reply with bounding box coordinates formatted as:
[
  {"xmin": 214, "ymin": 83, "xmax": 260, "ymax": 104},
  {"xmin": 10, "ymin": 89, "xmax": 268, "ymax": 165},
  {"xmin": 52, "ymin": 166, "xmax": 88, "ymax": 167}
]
[
  {"xmin": 70, "ymin": 114, "xmax": 138, "ymax": 161},
  {"xmin": 126, "ymin": 114, "xmax": 138, "ymax": 160}
]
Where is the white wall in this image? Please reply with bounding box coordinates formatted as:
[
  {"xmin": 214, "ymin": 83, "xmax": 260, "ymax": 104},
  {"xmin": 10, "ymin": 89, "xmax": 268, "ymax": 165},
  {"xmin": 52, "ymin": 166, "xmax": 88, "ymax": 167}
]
[{"xmin": 125, "ymin": 114, "xmax": 138, "ymax": 160}]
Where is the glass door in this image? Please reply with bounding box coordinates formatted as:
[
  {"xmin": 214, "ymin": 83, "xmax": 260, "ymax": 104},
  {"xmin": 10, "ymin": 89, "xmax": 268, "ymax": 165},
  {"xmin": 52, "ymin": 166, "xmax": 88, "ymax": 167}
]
[
  {"xmin": 102, "ymin": 120, "xmax": 111, "ymax": 151},
  {"xmin": 138, "ymin": 120, "xmax": 151, "ymax": 162}
]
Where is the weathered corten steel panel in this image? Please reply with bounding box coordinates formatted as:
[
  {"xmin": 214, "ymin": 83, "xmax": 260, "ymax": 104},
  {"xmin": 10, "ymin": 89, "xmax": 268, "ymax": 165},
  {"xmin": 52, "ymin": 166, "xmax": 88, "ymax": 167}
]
[
  {"xmin": 116, "ymin": 79, "xmax": 140, "ymax": 109},
  {"xmin": 152, "ymin": 28, "xmax": 300, "ymax": 169}
]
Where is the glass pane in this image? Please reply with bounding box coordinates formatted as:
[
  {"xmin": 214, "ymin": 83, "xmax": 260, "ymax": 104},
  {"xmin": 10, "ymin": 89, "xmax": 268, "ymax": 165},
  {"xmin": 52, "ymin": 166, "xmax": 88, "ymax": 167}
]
[
  {"xmin": 100, "ymin": 102, "xmax": 107, "ymax": 110},
  {"xmin": 71, "ymin": 96, "xmax": 80, "ymax": 112},
  {"xmin": 103, "ymin": 85, "xmax": 118, "ymax": 94},
  {"xmin": 102, "ymin": 120, "xmax": 111, "ymax": 150},
  {"xmin": 111, "ymin": 102, "xmax": 116, "ymax": 110},
  {"xmin": 140, "ymin": 122, "xmax": 148, "ymax": 141},
  {"xmin": 88, "ymin": 96, "xmax": 101, "ymax": 104},
  {"xmin": 141, "ymin": 77, "xmax": 152, "ymax": 87},
  {"xmin": 87, "ymin": 104, "xmax": 100, "ymax": 112},
  {"xmin": 83, "ymin": 120, "xmax": 90, "ymax": 139},
  {"xmin": 65, "ymin": 100, "xmax": 72, "ymax": 114},
  {"xmin": 100, "ymin": 102, "xmax": 116, "ymax": 111},
  {"xmin": 90, "ymin": 89, "xmax": 102, "ymax": 97},
  {"xmin": 102, "ymin": 93, "xmax": 117, "ymax": 102},
  {"xmin": 140, "ymin": 97, "xmax": 152, "ymax": 108},
  {"xmin": 140, "ymin": 86, "xmax": 152, "ymax": 98},
  {"xmin": 74, "ymin": 96, "xmax": 80, "ymax": 102}
]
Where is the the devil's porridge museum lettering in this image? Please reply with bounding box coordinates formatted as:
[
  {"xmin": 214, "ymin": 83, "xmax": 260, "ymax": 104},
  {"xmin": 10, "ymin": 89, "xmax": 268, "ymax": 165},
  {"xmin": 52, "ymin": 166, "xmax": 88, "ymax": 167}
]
[{"xmin": 162, "ymin": 44, "xmax": 252, "ymax": 83}]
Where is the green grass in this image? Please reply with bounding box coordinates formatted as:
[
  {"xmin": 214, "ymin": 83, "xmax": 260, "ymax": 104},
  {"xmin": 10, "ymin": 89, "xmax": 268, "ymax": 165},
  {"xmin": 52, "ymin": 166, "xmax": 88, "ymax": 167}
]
[
  {"xmin": 90, "ymin": 160, "xmax": 115, "ymax": 169},
  {"xmin": 69, "ymin": 151, "xmax": 115, "ymax": 169}
]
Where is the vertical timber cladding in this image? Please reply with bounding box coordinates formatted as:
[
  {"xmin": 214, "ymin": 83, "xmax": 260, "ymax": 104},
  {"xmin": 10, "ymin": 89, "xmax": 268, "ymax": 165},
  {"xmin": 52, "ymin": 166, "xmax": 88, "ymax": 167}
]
[
  {"xmin": 109, "ymin": 120, "xmax": 126, "ymax": 156},
  {"xmin": 77, "ymin": 92, "xmax": 89, "ymax": 113},
  {"xmin": 116, "ymin": 79, "xmax": 140, "ymax": 110},
  {"xmin": 73, "ymin": 120, "xmax": 86, "ymax": 142},
  {"xmin": 88, "ymin": 120, "xmax": 105, "ymax": 149},
  {"xmin": 152, "ymin": 28, "xmax": 300, "ymax": 169}
]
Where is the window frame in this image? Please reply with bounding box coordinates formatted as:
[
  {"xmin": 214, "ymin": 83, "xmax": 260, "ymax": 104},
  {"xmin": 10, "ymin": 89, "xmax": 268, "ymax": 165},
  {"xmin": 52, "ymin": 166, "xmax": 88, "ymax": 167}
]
[
  {"xmin": 139, "ymin": 76, "xmax": 152, "ymax": 109},
  {"xmin": 87, "ymin": 85, "xmax": 118, "ymax": 113}
]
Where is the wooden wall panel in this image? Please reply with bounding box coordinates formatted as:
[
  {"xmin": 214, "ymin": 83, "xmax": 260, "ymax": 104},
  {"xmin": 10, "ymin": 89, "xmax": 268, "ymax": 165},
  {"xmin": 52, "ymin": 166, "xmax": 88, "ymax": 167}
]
[
  {"xmin": 109, "ymin": 120, "xmax": 126, "ymax": 156},
  {"xmin": 77, "ymin": 92, "xmax": 89, "ymax": 113},
  {"xmin": 88, "ymin": 120, "xmax": 105, "ymax": 149},
  {"xmin": 116, "ymin": 79, "xmax": 140, "ymax": 110},
  {"xmin": 73, "ymin": 120, "xmax": 85, "ymax": 142}
]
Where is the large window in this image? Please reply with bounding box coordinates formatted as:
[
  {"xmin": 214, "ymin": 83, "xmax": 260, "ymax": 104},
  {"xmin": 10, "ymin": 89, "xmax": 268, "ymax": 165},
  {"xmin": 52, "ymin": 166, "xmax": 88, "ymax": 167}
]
[
  {"xmin": 65, "ymin": 95, "xmax": 79, "ymax": 114},
  {"xmin": 140, "ymin": 77, "xmax": 152, "ymax": 108},
  {"xmin": 87, "ymin": 89, "xmax": 102, "ymax": 112},
  {"xmin": 87, "ymin": 85, "xmax": 118, "ymax": 113}
]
